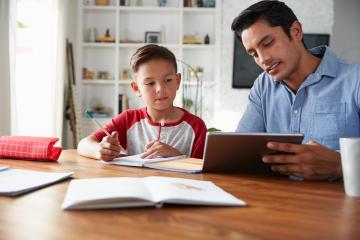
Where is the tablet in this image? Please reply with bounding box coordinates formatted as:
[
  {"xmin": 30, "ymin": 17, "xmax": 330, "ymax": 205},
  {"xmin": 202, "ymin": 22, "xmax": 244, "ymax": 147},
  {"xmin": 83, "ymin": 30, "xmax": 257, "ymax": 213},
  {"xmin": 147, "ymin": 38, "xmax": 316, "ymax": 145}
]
[{"xmin": 202, "ymin": 132, "xmax": 304, "ymax": 174}]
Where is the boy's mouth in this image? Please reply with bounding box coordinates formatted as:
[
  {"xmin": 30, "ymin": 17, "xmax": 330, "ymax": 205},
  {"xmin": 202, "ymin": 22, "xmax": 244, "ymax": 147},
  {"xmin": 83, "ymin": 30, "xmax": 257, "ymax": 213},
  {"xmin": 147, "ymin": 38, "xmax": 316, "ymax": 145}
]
[{"xmin": 155, "ymin": 97, "xmax": 168, "ymax": 101}]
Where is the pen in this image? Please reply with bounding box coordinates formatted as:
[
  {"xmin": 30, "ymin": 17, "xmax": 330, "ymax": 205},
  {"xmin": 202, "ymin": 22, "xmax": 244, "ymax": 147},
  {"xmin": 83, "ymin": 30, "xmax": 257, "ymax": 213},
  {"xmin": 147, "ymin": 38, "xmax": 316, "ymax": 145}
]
[
  {"xmin": 157, "ymin": 120, "xmax": 165, "ymax": 142},
  {"xmin": 85, "ymin": 110, "xmax": 111, "ymax": 137}
]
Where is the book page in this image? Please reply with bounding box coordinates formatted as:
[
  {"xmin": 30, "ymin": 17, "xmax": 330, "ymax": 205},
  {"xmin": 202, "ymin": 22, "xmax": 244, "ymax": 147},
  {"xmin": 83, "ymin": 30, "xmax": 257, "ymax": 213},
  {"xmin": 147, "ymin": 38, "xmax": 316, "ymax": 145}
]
[
  {"xmin": 0, "ymin": 166, "xmax": 9, "ymax": 171},
  {"xmin": 109, "ymin": 154, "xmax": 187, "ymax": 167},
  {"xmin": 144, "ymin": 158, "xmax": 203, "ymax": 173},
  {"xmin": 62, "ymin": 177, "xmax": 155, "ymax": 210},
  {"xmin": 0, "ymin": 169, "xmax": 73, "ymax": 196},
  {"xmin": 143, "ymin": 176, "xmax": 245, "ymax": 206}
]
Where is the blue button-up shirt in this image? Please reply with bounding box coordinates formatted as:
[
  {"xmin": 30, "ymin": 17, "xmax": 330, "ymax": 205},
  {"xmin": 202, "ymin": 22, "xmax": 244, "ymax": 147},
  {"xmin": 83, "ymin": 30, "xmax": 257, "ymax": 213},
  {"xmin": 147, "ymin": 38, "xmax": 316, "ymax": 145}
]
[{"xmin": 236, "ymin": 46, "xmax": 360, "ymax": 150}]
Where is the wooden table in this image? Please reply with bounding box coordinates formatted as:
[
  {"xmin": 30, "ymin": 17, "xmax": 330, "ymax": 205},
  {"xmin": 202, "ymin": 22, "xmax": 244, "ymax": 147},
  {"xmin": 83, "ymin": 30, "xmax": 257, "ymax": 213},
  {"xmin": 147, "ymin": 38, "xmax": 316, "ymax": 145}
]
[{"xmin": 1, "ymin": 150, "xmax": 360, "ymax": 240}]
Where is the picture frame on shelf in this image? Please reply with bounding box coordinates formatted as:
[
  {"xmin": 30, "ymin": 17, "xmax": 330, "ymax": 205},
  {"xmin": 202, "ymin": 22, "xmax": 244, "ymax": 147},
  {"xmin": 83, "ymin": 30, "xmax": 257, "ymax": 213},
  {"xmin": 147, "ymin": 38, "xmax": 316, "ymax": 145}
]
[{"xmin": 145, "ymin": 31, "xmax": 161, "ymax": 44}]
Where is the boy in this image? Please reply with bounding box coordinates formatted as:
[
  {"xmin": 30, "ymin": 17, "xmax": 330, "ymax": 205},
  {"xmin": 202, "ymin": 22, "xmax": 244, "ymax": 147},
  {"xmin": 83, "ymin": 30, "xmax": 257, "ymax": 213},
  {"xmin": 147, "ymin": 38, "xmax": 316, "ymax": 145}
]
[{"xmin": 77, "ymin": 44, "xmax": 207, "ymax": 161}]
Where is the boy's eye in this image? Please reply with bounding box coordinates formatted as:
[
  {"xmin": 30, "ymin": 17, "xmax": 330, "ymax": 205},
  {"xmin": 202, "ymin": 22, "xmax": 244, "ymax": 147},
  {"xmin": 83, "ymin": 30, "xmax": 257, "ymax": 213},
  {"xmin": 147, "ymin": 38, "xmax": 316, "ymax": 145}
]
[
  {"xmin": 165, "ymin": 78, "xmax": 173, "ymax": 82},
  {"xmin": 145, "ymin": 82, "xmax": 155, "ymax": 86}
]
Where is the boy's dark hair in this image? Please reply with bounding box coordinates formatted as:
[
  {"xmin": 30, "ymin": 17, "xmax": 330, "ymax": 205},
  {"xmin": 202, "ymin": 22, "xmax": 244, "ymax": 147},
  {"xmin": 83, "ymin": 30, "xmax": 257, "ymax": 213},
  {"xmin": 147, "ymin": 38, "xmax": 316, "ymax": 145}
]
[
  {"xmin": 130, "ymin": 44, "xmax": 177, "ymax": 73},
  {"xmin": 231, "ymin": 0, "xmax": 298, "ymax": 42}
]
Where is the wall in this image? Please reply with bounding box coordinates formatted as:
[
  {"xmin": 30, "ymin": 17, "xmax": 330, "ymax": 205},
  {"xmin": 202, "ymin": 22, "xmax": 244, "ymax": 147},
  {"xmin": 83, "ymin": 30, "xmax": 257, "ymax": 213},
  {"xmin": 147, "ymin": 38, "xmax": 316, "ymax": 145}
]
[
  {"xmin": 0, "ymin": 0, "xmax": 11, "ymax": 135},
  {"xmin": 62, "ymin": 0, "xmax": 78, "ymax": 148},
  {"xmin": 332, "ymin": 0, "xmax": 360, "ymax": 63},
  {"xmin": 213, "ymin": 0, "xmax": 334, "ymax": 131}
]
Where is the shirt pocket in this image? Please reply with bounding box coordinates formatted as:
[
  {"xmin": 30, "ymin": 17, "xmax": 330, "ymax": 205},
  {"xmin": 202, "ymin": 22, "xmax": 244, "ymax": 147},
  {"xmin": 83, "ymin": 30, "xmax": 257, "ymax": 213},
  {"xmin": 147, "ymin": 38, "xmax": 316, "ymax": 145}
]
[{"xmin": 310, "ymin": 102, "xmax": 346, "ymax": 140}]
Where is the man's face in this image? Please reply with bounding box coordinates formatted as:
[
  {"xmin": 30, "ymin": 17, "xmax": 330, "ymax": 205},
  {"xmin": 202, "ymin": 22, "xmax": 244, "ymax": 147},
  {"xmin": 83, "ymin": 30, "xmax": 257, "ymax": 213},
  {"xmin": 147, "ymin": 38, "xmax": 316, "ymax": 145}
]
[
  {"xmin": 241, "ymin": 19, "xmax": 303, "ymax": 81},
  {"xmin": 132, "ymin": 59, "xmax": 180, "ymax": 111}
]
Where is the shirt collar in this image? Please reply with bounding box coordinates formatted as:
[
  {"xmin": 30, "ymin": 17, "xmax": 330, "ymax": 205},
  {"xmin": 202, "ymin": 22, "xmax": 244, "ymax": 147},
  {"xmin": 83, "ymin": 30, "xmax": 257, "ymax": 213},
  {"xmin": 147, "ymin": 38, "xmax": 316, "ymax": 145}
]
[{"xmin": 309, "ymin": 45, "xmax": 338, "ymax": 78}]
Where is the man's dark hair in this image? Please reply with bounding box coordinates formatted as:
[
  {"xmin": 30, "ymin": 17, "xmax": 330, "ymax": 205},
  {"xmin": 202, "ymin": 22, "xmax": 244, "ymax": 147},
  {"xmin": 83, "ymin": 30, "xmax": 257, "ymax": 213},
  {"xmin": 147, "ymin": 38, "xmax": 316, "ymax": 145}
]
[
  {"xmin": 130, "ymin": 44, "xmax": 177, "ymax": 73},
  {"xmin": 231, "ymin": 0, "xmax": 298, "ymax": 42}
]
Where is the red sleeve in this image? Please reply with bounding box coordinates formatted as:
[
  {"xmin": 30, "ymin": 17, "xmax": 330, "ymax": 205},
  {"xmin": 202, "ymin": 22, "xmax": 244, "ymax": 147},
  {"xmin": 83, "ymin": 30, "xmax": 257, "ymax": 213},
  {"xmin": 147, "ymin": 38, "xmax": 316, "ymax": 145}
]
[
  {"xmin": 181, "ymin": 110, "xmax": 207, "ymax": 159},
  {"xmin": 92, "ymin": 108, "xmax": 146, "ymax": 150},
  {"xmin": 92, "ymin": 112, "xmax": 128, "ymax": 149},
  {"xmin": 190, "ymin": 119, "xmax": 207, "ymax": 159}
]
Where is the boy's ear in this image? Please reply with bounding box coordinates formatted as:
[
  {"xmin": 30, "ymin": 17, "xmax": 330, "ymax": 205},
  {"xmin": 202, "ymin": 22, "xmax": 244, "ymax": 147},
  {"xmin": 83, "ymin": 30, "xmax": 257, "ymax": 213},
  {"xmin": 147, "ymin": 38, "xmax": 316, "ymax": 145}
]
[
  {"xmin": 176, "ymin": 73, "xmax": 181, "ymax": 90},
  {"xmin": 130, "ymin": 81, "xmax": 142, "ymax": 97}
]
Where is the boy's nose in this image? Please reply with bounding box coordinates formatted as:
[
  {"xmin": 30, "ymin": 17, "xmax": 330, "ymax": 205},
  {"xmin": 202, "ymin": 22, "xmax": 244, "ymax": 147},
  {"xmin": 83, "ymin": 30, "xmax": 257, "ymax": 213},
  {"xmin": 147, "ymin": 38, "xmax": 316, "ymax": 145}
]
[{"xmin": 156, "ymin": 83, "xmax": 164, "ymax": 93}]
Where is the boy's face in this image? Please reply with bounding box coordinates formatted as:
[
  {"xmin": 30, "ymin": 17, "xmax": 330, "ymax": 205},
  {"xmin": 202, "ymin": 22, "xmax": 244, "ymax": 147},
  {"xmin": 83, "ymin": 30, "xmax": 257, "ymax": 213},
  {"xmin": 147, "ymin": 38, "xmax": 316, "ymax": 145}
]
[
  {"xmin": 241, "ymin": 19, "xmax": 303, "ymax": 81},
  {"xmin": 131, "ymin": 59, "xmax": 181, "ymax": 112}
]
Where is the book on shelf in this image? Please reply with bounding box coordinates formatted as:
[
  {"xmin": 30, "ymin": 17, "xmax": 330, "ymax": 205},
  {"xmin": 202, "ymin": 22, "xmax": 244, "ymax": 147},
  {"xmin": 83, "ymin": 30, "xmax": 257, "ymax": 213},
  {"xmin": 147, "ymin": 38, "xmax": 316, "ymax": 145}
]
[
  {"xmin": 118, "ymin": 94, "xmax": 129, "ymax": 114},
  {"xmin": 62, "ymin": 176, "xmax": 246, "ymax": 210},
  {"xmin": 0, "ymin": 167, "xmax": 73, "ymax": 196},
  {"xmin": 104, "ymin": 154, "xmax": 203, "ymax": 173}
]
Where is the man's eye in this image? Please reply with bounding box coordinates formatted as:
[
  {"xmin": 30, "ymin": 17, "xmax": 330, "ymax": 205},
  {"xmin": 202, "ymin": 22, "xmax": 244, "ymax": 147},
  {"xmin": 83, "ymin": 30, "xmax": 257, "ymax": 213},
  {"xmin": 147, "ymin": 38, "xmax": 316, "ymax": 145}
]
[
  {"xmin": 263, "ymin": 40, "xmax": 273, "ymax": 47},
  {"xmin": 165, "ymin": 78, "xmax": 173, "ymax": 82},
  {"xmin": 250, "ymin": 52, "xmax": 258, "ymax": 58},
  {"xmin": 145, "ymin": 82, "xmax": 155, "ymax": 86}
]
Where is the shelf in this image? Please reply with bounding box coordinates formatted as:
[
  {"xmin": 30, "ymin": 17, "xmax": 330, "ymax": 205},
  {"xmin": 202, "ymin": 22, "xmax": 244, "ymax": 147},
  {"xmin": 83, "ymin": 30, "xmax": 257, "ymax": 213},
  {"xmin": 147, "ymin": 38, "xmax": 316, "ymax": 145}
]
[
  {"xmin": 183, "ymin": 7, "xmax": 216, "ymax": 13},
  {"xmin": 78, "ymin": 0, "xmax": 220, "ymax": 134},
  {"xmin": 119, "ymin": 6, "xmax": 180, "ymax": 12},
  {"xmin": 183, "ymin": 81, "xmax": 215, "ymax": 86},
  {"xmin": 82, "ymin": 79, "xmax": 115, "ymax": 84},
  {"xmin": 182, "ymin": 44, "xmax": 215, "ymax": 49},
  {"xmin": 118, "ymin": 43, "xmax": 180, "ymax": 48},
  {"xmin": 82, "ymin": 117, "xmax": 112, "ymax": 123},
  {"xmin": 118, "ymin": 80, "xmax": 132, "ymax": 85},
  {"xmin": 82, "ymin": 43, "xmax": 210, "ymax": 49},
  {"xmin": 82, "ymin": 6, "xmax": 117, "ymax": 11},
  {"xmin": 82, "ymin": 42, "xmax": 116, "ymax": 48}
]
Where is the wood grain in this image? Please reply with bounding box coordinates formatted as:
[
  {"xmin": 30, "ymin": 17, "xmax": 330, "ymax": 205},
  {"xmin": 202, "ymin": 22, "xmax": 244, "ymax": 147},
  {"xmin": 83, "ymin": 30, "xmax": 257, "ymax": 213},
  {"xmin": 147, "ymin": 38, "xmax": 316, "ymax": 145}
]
[{"xmin": 1, "ymin": 150, "xmax": 360, "ymax": 240}]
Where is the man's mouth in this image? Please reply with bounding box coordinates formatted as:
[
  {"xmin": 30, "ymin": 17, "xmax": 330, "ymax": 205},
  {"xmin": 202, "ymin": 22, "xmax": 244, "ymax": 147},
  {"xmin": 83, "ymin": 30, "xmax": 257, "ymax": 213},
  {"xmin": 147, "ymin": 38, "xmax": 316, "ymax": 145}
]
[{"xmin": 266, "ymin": 62, "xmax": 280, "ymax": 74}]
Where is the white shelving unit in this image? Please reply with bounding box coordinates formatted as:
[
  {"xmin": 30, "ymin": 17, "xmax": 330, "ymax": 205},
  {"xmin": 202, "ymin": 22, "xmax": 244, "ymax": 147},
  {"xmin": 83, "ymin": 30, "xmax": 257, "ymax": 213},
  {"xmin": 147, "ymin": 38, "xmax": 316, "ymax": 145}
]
[{"xmin": 76, "ymin": 0, "xmax": 221, "ymax": 135}]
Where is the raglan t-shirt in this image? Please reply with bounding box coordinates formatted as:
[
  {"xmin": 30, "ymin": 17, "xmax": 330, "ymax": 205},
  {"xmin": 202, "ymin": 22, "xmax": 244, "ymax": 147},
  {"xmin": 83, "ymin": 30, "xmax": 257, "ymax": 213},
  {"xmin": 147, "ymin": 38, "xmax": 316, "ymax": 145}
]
[{"xmin": 92, "ymin": 107, "xmax": 207, "ymax": 159}]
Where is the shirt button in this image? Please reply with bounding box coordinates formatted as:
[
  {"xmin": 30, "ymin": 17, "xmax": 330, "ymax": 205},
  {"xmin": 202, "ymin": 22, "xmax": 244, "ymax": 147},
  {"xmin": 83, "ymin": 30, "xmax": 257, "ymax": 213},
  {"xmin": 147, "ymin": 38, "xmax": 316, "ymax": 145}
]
[{"xmin": 293, "ymin": 110, "xmax": 298, "ymax": 114}]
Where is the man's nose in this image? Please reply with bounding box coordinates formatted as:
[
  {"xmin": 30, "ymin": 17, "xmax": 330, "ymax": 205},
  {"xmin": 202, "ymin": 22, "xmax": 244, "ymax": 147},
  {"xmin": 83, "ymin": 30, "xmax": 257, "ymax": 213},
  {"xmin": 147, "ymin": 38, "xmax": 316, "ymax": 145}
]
[{"xmin": 258, "ymin": 51, "xmax": 271, "ymax": 65}]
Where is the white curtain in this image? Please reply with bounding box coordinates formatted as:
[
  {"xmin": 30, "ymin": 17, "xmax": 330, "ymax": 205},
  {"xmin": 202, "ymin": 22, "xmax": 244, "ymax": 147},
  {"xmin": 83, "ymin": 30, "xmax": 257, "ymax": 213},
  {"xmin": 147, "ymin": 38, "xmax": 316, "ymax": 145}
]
[
  {"xmin": 0, "ymin": 0, "xmax": 15, "ymax": 136},
  {"xmin": 12, "ymin": 0, "xmax": 68, "ymax": 143}
]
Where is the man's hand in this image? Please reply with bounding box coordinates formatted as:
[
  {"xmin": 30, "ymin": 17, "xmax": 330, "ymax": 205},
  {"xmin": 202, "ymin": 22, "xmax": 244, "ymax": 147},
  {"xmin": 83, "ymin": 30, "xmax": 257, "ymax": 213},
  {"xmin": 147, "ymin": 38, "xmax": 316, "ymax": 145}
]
[
  {"xmin": 98, "ymin": 131, "xmax": 124, "ymax": 161},
  {"xmin": 262, "ymin": 140, "xmax": 342, "ymax": 180},
  {"xmin": 141, "ymin": 140, "xmax": 182, "ymax": 159}
]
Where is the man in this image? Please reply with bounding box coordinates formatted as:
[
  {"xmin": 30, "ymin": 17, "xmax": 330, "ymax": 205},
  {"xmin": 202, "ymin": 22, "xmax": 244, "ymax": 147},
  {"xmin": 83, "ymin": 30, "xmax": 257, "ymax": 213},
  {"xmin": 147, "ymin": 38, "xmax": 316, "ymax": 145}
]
[{"xmin": 231, "ymin": 0, "xmax": 360, "ymax": 180}]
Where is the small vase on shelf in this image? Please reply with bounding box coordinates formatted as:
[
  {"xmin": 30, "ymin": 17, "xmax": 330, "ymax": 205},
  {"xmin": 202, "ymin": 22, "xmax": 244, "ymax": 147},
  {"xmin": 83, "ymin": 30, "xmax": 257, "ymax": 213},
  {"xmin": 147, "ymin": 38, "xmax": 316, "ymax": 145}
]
[{"xmin": 158, "ymin": 0, "xmax": 167, "ymax": 7}]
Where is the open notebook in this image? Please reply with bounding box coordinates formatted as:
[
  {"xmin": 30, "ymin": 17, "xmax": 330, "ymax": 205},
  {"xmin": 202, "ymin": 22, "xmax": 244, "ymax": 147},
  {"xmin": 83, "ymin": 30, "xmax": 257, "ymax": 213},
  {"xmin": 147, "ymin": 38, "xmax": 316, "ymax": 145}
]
[
  {"xmin": 104, "ymin": 154, "xmax": 203, "ymax": 173},
  {"xmin": 62, "ymin": 176, "xmax": 246, "ymax": 210},
  {"xmin": 0, "ymin": 166, "xmax": 73, "ymax": 196}
]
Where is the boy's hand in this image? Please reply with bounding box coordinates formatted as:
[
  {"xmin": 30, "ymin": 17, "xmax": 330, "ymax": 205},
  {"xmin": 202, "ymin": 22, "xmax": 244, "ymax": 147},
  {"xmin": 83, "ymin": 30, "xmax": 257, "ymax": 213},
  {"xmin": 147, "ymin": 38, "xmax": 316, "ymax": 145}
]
[
  {"xmin": 142, "ymin": 140, "xmax": 182, "ymax": 159},
  {"xmin": 98, "ymin": 131, "xmax": 124, "ymax": 161}
]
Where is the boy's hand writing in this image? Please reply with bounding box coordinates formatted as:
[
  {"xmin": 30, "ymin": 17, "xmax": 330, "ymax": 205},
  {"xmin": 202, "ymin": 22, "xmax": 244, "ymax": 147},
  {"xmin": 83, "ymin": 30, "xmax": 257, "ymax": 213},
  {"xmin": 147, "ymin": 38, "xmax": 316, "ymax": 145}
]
[
  {"xmin": 142, "ymin": 140, "xmax": 182, "ymax": 159},
  {"xmin": 98, "ymin": 131, "xmax": 124, "ymax": 161}
]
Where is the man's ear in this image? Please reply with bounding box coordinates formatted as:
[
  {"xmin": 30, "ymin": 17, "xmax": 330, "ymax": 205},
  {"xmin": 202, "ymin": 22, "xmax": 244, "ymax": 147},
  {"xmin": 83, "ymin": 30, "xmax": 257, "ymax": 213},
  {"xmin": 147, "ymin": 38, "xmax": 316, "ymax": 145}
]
[
  {"xmin": 176, "ymin": 73, "xmax": 181, "ymax": 90},
  {"xmin": 290, "ymin": 20, "xmax": 303, "ymax": 42},
  {"xmin": 130, "ymin": 81, "xmax": 142, "ymax": 97}
]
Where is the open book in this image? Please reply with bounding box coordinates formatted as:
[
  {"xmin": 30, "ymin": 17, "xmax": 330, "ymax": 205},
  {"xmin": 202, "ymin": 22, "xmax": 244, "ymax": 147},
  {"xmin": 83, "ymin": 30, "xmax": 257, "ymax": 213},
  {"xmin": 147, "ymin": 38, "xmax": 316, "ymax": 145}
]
[
  {"xmin": 62, "ymin": 176, "xmax": 246, "ymax": 210},
  {"xmin": 104, "ymin": 154, "xmax": 203, "ymax": 173},
  {"xmin": 0, "ymin": 167, "xmax": 73, "ymax": 196},
  {"xmin": 108, "ymin": 153, "xmax": 187, "ymax": 167}
]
